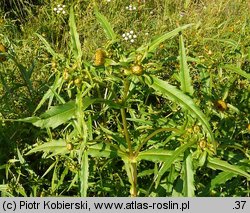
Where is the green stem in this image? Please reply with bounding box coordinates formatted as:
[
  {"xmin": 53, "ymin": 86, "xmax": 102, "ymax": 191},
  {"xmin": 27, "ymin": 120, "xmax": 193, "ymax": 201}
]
[
  {"xmin": 120, "ymin": 78, "xmax": 137, "ymax": 196},
  {"xmin": 130, "ymin": 162, "xmax": 137, "ymax": 197},
  {"xmin": 120, "ymin": 77, "xmax": 133, "ymax": 156},
  {"xmin": 121, "ymin": 107, "xmax": 133, "ymax": 156}
]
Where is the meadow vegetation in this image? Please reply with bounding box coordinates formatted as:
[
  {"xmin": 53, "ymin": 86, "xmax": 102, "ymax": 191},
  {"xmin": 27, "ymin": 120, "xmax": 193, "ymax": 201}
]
[{"xmin": 0, "ymin": 0, "xmax": 249, "ymax": 197}]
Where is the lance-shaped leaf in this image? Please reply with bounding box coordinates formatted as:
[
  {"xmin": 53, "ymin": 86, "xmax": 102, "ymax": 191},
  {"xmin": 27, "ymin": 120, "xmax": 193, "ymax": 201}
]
[
  {"xmin": 204, "ymin": 38, "xmax": 238, "ymax": 48},
  {"xmin": 155, "ymin": 139, "xmax": 196, "ymax": 187},
  {"xmin": 88, "ymin": 143, "xmax": 127, "ymax": 160},
  {"xmin": 210, "ymin": 171, "xmax": 237, "ymax": 191},
  {"xmin": 137, "ymin": 149, "xmax": 182, "ymax": 162},
  {"xmin": 25, "ymin": 139, "xmax": 67, "ymax": 155},
  {"xmin": 179, "ymin": 33, "xmax": 193, "ymax": 95},
  {"xmin": 207, "ymin": 157, "xmax": 250, "ymax": 179},
  {"xmin": 95, "ymin": 9, "xmax": 116, "ymax": 41},
  {"xmin": 35, "ymin": 33, "xmax": 57, "ymax": 57},
  {"xmin": 144, "ymin": 75, "xmax": 215, "ymax": 146},
  {"xmin": 222, "ymin": 65, "xmax": 250, "ymax": 80},
  {"xmin": 69, "ymin": 6, "xmax": 82, "ymax": 62},
  {"xmin": 139, "ymin": 24, "xmax": 193, "ymax": 54},
  {"xmin": 182, "ymin": 150, "xmax": 195, "ymax": 197},
  {"xmin": 80, "ymin": 150, "xmax": 89, "ymax": 197},
  {"xmin": 34, "ymin": 76, "xmax": 64, "ymax": 113},
  {"xmin": 18, "ymin": 101, "xmax": 76, "ymax": 129}
]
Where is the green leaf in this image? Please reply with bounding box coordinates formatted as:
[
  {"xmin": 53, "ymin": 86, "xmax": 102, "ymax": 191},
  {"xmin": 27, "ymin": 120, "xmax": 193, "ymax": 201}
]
[
  {"xmin": 25, "ymin": 139, "xmax": 67, "ymax": 155},
  {"xmin": 80, "ymin": 151, "xmax": 88, "ymax": 197},
  {"xmin": 0, "ymin": 185, "xmax": 14, "ymax": 197},
  {"xmin": 27, "ymin": 101, "xmax": 76, "ymax": 129},
  {"xmin": 155, "ymin": 139, "xmax": 196, "ymax": 186},
  {"xmin": 99, "ymin": 125, "xmax": 127, "ymax": 148},
  {"xmin": 34, "ymin": 75, "xmax": 64, "ymax": 113},
  {"xmin": 144, "ymin": 75, "xmax": 215, "ymax": 146},
  {"xmin": 35, "ymin": 33, "xmax": 57, "ymax": 57},
  {"xmin": 95, "ymin": 9, "xmax": 116, "ymax": 41},
  {"xmin": 207, "ymin": 157, "xmax": 250, "ymax": 179},
  {"xmin": 210, "ymin": 171, "xmax": 237, "ymax": 190},
  {"xmin": 179, "ymin": 34, "xmax": 193, "ymax": 95},
  {"xmin": 51, "ymin": 161, "xmax": 59, "ymax": 192},
  {"xmin": 15, "ymin": 184, "xmax": 27, "ymax": 197},
  {"xmin": 145, "ymin": 24, "xmax": 193, "ymax": 53},
  {"xmin": 204, "ymin": 38, "xmax": 238, "ymax": 48},
  {"xmin": 69, "ymin": 6, "xmax": 82, "ymax": 62},
  {"xmin": 222, "ymin": 65, "xmax": 250, "ymax": 80},
  {"xmin": 137, "ymin": 149, "xmax": 182, "ymax": 162},
  {"xmin": 137, "ymin": 169, "xmax": 154, "ymax": 177},
  {"xmin": 182, "ymin": 150, "xmax": 195, "ymax": 197},
  {"xmin": 17, "ymin": 147, "xmax": 25, "ymax": 164},
  {"xmin": 41, "ymin": 161, "xmax": 57, "ymax": 178},
  {"xmin": 88, "ymin": 143, "xmax": 125, "ymax": 158}
]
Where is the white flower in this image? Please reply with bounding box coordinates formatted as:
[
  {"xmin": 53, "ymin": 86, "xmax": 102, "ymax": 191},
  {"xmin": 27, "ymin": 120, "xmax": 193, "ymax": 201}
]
[
  {"xmin": 126, "ymin": 4, "xmax": 136, "ymax": 11},
  {"xmin": 122, "ymin": 30, "xmax": 137, "ymax": 43},
  {"xmin": 180, "ymin": 12, "xmax": 185, "ymax": 17},
  {"xmin": 54, "ymin": 4, "xmax": 66, "ymax": 15}
]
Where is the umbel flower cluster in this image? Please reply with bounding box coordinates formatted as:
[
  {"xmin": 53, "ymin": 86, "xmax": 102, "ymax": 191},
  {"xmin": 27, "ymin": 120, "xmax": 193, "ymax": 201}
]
[
  {"xmin": 53, "ymin": 4, "xmax": 66, "ymax": 14},
  {"xmin": 122, "ymin": 30, "xmax": 137, "ymax": 43},
  {"xmin": 126, "ymin": 5, "xmax": 136, "ymax": 11}
]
